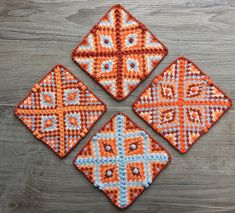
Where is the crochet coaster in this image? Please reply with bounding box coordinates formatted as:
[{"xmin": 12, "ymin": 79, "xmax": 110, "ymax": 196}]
[
  {"xmin": 72, "ymin": 4, "xmax": 168, "ymax": 101},
  {"xmin": 133, "ymin": 57, "xmax": 232, "ymax": 153},
  {"xmin": 74, "ymin": 112, "xmax": 171, "ymax": 209},
  {"xmin": 14, "ymin": 65, "xmax": 107, "ymax": 158}
]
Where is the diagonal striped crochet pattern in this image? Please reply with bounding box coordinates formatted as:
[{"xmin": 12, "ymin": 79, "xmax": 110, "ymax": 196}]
[
  {"xmin": 14, "ymin": 65, "xmax": 107, "ymax": 158},
  {"xmin": 133, "ymin": 57, "xmax": 232, "ymax": 153},
  {"xmin": 72, "ymin": 4, "xmax": 168, "ymax": 101},
  {"xmin": 74, "ymin": 112, "xmax": 171, "ymax": 209}
]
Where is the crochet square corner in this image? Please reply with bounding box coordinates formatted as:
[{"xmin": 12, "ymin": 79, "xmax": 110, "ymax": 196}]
[
  {"xmin": 14, "ymin": 65, "xmax": 107, "ymax": 158},
  {"xmin": 72, "ymin": 4, "xmax": 168, "ymax": 101}
]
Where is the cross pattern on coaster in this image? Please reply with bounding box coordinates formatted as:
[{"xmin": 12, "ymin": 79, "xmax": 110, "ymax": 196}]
[
  {"xmin": 74, "ymin": 113, "xmax": 171, "ymax": 208},
  {"xmin": 72, "ymin": 4, "xmax": 168, "ymax": 101},
  {"xmin": 14, "ymin": 65, "xmax": 107, "ymax": 158},
  {"xmin": 133, "ymin": 57, "xmax": 232, "ymax": 153}
]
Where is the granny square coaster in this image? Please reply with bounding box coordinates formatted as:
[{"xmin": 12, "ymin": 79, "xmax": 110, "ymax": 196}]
[
  {"xmin": 133, "ymin": 57, "xmax": 232, "ymax": 153},
  {"xmin": 72, "ymin": 4, "xmax": 168, "ymax": 101},
  {"xmin": 74, "ymin": 112, "xmax": 171, "ymax": 209},
  {"xmin": 14, "ymin": 65, "xmax": 107, "ymax": 158}
]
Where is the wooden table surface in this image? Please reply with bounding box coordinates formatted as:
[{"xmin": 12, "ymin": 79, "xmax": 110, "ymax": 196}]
[{"xmin": 0, "ymin": 1, "xmax": 234, "ymax": 213}]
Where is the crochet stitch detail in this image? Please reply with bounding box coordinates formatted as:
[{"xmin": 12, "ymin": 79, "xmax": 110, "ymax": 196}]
[
  {"xmin": 133, "ymin": 57, "xmax": 232, "ymax": 153},
  {"xmin": 14, "ymin": 65, "xmax": 107, "ymax": 158},
  {"xmin": 72, "ymin": 4, "xmax": 168, "ymax": 101},
  {"xmin": 74, "ymin": 112, "xmax": 171, "ymax": 208}
]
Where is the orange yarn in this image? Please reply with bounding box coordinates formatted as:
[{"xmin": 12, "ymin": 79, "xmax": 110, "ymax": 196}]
[
  {"xmin": 72, "ymin": 4, "xmax": 168, "ymax": 101},
  {"xmin": 14, "ymin": 65, "xmax": 106, "ymax": 158},
  {"xmin": 74, "ymin": 112, "xmax": 171, "ymax": 208},
  {"xmin": 133, "ymin": 56, "xmax": 232, "ymax": 153}
]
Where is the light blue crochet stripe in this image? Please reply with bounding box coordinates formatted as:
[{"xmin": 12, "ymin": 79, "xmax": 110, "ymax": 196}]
[
  {"xmin": 75, "ymin": 153, "xmax": 168, "ymax": 165},
  {"xmin": 116, "ymin": 114, "xmax": 127, "ymax": 207},
  {"xmin": 102, "ymin": 181, "xmax": 144, "ymax": 188},
  {"xmin": 96, "ymin": 132, "xmax": 117, "ymax": 139},
  {"xmin": 122, "ymin": 131, "xmax": 145, "ymax": 139},
  {"xmin": 76, "ymin": 157, "xmax": 117, "ymax": 164}
]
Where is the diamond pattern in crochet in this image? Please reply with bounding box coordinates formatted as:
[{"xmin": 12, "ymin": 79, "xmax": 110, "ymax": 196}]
[
  {"xmin": 133, "ymin": 57, "xmax": 232, "ymax": 153},
  {"xmin": 74, "ymin": 113, "xmax": 171, "ymax": 208},
  {"xmin": 14, "ymin": 65, "xmax": 107, "ymax": 158},
  {"xmin": 72, "ymin": 4, "xmax": 168, "ymax": 101}
]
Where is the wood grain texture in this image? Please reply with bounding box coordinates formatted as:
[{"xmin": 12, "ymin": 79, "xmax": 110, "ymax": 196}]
[{"xmin": 0, "ymin": 0, "xmax": 234, "ymax": 212}]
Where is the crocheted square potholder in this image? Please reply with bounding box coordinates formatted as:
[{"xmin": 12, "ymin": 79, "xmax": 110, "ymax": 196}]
[
  {"xmin": 74, "ymin": 112, "xmax": 171, "ymax": 209},
  {"xmin": 72, "ymin": 4, "xmax": 168, "ymax": 101},
  {"xmin": 14, "ymin": 65, "xmax": 107, "ymax": 158},
  {"xmin": 133, "ymin": 57, "xmax": 232, "ymax": 153}
]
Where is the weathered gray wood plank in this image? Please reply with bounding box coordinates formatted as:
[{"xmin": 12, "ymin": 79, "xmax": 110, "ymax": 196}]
[{"xmin": 0, "ymin": 0, "xmax": 234, "ymax": 213}]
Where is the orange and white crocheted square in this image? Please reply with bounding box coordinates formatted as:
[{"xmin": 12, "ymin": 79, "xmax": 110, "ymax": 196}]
[
  {"xmin": 14, "ymin": 65, "xmax": 106, "ymax": 158},
  {"xmin": 72, "ymin": 4, "xmax": 168, "ymax": 101},
  {"xmin": 74, "ymin": 113, "xmax": 171, "ymax": 208},
  {"xmin": 133, "ymin": 57, "xmax": 232, "ymax": 153}
]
